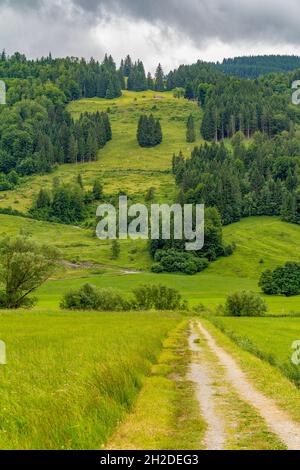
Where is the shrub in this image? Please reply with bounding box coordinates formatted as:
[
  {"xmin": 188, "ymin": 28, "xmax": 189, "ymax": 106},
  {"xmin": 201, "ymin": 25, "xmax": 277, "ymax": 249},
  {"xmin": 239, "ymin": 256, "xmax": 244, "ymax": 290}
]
[
  {"xmin": 61, "ymin": 284, "xmax": 127, "ymax": 311},
  {"xmin": 132, "ymin": 284, "xmax": 186, "ymax": 311},
  {"xmin": 61, "ymin": 283, "xmax": 188, "ymax": 312},
  {"xmin": 224, "ymin": 291, "xmax": 267, "ymax": 317},
  {"xmin": 152, "ymin": 249, "xmax": 208, "ymax": 275},
  {"xmin": 259, "ymin": 262, "xmax": 300, "ymax": 297}
]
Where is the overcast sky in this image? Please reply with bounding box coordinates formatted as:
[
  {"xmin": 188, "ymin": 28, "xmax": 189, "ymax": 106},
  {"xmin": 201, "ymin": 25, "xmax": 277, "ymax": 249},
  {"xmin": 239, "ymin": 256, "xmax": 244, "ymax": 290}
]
[{"xmin": 1, "ymin": 0, "xmax": 300, "ymax": 72}]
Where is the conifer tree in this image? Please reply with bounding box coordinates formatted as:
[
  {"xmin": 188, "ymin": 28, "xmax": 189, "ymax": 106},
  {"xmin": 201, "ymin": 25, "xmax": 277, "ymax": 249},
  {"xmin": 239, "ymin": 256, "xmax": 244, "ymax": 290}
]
[
  {"xmin": 93, "ymin": 180, "xmax": 103, "ymax": 200},
  {"xmin": 186, "ymin": 114, "xmax": 196, "ymax": 143},
  {"xmin": 155, "ymin": 64, "xmax": 165, "ymax": 92}
]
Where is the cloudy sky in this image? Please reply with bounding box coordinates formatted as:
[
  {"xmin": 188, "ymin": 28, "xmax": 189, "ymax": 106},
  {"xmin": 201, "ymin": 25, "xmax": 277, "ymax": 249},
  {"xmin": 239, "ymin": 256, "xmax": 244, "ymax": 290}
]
[{"xmin": 0, "ymin": 0, "xmax": 300, "ymax": 72}]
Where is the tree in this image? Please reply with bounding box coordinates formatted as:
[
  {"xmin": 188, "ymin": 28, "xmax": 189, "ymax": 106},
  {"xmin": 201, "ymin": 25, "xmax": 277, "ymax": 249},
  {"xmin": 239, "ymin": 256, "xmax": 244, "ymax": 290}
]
[
  {"xmin": 93, "ymin": 180, "xmax": 103, "ymax": 200},
  {"xmin": 137, "ymin": 114, "xmax": 163, "ymax": 147},
  {"xmin": 77, "ymin": 173, "xmax": 84, "ymax": 189},
  {"xmin": 111, "ymin": 239, "xmax": 120, "ymax": 260},
  {"xmin": 155, "ymin": 64, "xmax": 165, "ymax": 92},
  {"xmin": 259, "ymin": 262, "xmax": 300, "ymax": 297},
  {"xmin": 186, "ymin": 114, "xmax": 196, "ymax": 143},
  {"xmin": 35, "ymin": 188, "xmax": 52, "ymax": 210},
  {"xmin": 147, "ymin": 72, "xmax": 154, "ymax": 90},
  {"xmin": 0, "ymin": 236, "xmax": 60, "ymax": 308},
  {"xmin": 224, "ymin": 291, "xmax": 267, "ymax": 316}
]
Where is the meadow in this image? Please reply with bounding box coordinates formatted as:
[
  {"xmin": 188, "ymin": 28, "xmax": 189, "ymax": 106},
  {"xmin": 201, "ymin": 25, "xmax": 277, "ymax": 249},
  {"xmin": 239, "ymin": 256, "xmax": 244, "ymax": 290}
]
[
  {"xmin": 1, "ymin": 213, "xmax": 300, "ymax": 314},
  {"xmin": 0, "ymin": 91, "xmax": 202, "ymax": 212},
  {"xmin": 0, "ymin": 310, "xmax": 180, "ymax": 449},
  {"xmin": 208, "ymin": 316, "xmax": 300, "ymax": 386}
]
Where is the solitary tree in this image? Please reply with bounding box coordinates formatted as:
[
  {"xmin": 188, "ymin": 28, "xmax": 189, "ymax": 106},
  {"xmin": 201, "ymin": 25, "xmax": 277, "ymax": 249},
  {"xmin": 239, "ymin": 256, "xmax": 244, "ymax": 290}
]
[
  {"xmin": 111, "ymin": 239, "xmax": 120, "ymax": 260},
  {"xmin": 155, "ymin": 63, "xmax": 165, "ymax": 92},
  {"xmin": 0, "ymin": 236, "xmax": 60, "ymax": 309},
  {"xmin": 93, "ymin": 180, "xmax": 103, "ymax": 200},
  {"xmin": 186, "ymin": 114, "xmax": 196, "ymax": 143}
]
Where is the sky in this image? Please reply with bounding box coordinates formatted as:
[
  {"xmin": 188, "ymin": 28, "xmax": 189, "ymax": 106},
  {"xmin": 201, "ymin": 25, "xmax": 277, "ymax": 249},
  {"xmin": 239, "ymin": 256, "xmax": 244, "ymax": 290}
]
[{"xmin": 0, "ymin": 0, "xmax": 300, "ymax": 72}]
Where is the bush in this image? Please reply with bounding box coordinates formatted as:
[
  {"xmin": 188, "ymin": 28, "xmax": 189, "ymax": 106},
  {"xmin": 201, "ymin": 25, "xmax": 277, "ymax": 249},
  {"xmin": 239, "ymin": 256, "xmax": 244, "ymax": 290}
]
[
  {"xmin": 224, "ymin": 291, "xmax": 267, "ymax": 317},
  {"xmin": 133, "ymin": 284, "xmax": 187, "ymax": 311},
  {"xmin": 61, "ymin": 284, "xmax": 128, "ymax": 311},
  {"xmin": 152, "ymin": 249, "xmax": 209, "ymax": 275},
  {"xmin": 259, "ymin": 262, "xmax": 300, "ymax": 297},
  {"xmin": 61, "ymin": 283, "xmax": 188, "ymax": 312}
]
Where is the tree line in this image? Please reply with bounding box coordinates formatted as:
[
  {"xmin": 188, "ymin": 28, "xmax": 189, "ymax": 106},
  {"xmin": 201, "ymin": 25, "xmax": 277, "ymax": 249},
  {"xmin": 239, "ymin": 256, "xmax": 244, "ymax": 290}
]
[{"xmin": 172, "ymin": 130, "xmax": 300, "ymax": 226}]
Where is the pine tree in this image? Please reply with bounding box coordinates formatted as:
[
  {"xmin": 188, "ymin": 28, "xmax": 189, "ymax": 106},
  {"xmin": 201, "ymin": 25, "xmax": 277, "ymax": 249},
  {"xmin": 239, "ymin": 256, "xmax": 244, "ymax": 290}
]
[
  {"xmin": 147, "ymin": 72, "xmax": 154, "ymax": 90},
  {"xmin": 93, "ymin": 180, "xmax": 103, "ymax": 200},
  {"xmin": 137, "ymin": 115, "xmax": 163, "ymax": 147},
  {"xmin": 155, "ymin": 64, "xmax": 164, "ymax": 92},
  {"xmin": 68, "ymin": 135, "xmax": 78, "ymax": 164},
  {"xmin": 186, "ymin": 114, "xmax": 196, "ymax": 143},
  {"xmin": 123, "ymin": 55, "xmax": 132, "ymax": 77},
  {"xmin": 184, "ymin": 82, "xmax": 194, "ymax": 100}
]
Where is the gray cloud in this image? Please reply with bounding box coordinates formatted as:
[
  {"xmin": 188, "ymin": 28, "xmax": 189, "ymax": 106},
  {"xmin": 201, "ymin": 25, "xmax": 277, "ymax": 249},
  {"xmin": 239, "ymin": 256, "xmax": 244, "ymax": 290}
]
[{"xmin": 0, "ymin": 0, "xmax": 300, "ymax": 69}]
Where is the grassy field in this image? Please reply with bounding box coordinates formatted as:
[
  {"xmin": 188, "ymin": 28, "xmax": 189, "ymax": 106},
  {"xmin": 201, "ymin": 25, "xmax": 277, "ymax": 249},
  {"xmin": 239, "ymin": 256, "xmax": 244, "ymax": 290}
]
[
  {"xmin": 208, "ymin": 316, "xmax": 300, "ymax": 385},
  {"xmin": 201, "ymin": 319, "xmax": 300, "ymax": 424},
  {"xmin": 0, "ymin": 310, "xmax": 180, "ymax": 449},
  {"xmin": 0, "ymin": 90, "xmax": 202, "ymax": 212},
  {"xmin": 1, "ymin": 214, "xmax": 300, "ymax": 314},
  {"xmin": 210, "ymin": 317, "xmax": 300, "ymax": 363}
]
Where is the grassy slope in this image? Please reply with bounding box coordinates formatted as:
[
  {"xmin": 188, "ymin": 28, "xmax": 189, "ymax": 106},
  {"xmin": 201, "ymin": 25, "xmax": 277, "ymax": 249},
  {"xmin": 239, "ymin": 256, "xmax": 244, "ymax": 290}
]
[
  {"xmin": 0, "ymin": 310, "xmax": 180, "ymax": 449},
  {"xmin": 0, "ymin": 91, "xmax": 202, "ymax": 212},
  {"xmin": 1, "ymin": 214, "xmax": 300, "ymax": 313}
]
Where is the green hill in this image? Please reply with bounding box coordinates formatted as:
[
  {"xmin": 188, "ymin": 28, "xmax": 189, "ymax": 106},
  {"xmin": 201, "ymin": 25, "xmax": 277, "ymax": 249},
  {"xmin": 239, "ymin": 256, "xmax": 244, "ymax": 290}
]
[
  {"xmin": 1, "ymin": 213, "xmax": 300, "ymax": 314},
  {"xmin": 0, "ymin": 90, "xmax": 202, "ymax": 212}
]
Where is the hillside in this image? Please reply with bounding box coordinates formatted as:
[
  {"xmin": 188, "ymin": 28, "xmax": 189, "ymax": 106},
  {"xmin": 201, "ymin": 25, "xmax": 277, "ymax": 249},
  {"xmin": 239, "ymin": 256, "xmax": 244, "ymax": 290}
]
[
  {"xmin": 1, "ymin": 213, "xmax": 299, "ymax": 314},
  {"xmin": 1, "ymin": 89, "xmax": 300, "ymax": 314},
  {"xmin": 0, "ymin": 91, "xmax": 202, "ymax": 212},
  {"xmin": 216, "ymin": 55, "xmax": 300, "ymax": 78}
]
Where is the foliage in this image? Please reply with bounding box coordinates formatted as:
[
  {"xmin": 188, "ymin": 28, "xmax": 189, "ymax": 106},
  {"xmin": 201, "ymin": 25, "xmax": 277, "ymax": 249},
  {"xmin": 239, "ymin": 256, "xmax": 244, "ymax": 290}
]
[
  {"xmin": 30, "ymin": 182, "xmax": 88, "ymax": 224},
  {"xmin": 216, "ymin": 55, "xmax": 300, "ymax": 78},
  {"xmin": 61, "ymin": 282, "xmax": 187, "ymax": 312},
  {"xmin": 186, "ymin": 114, "xmax": 196, "ymax": 143},
  {"xmin": 132, "ymin": 284, "xmax": 186, "ymax": 310},
  {"xmin": 61, "ymin": 283, "xmax": 128, "ymax": 311},
  {"xmin": 173, "ymin": 134, "xmax": 300, "ymax": 225},
  {"xmin": 0, "ymin": 235, "xmax": 59, "ymax": 308},
  {"xmin": 152, "ymin": 249, "xmax": 209, "ymax": 275},
  {"xmin": 137, "ymin": 114, "xmax": 162, "ymax": 147},
  {"xmin": 224, "ymin": 291, "xmax": 267, "ymax": 317},
  {"xmin": 111, "ymin": 239, "xmax": 120, "ymax": 260},
  {"xmin": 259, "ymin": 262, "xmax": 300, "ymax": 296}
]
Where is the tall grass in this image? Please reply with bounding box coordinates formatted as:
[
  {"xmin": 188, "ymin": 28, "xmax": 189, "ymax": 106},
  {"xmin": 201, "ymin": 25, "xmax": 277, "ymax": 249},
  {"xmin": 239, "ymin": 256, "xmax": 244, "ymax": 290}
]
[
  {"xmin": 0, "ymin": 310, "xmax": 180, "ymax": 449},
  {"xmin": 208, "ymin": 316, "xmax": 300, "ymax": 387}
]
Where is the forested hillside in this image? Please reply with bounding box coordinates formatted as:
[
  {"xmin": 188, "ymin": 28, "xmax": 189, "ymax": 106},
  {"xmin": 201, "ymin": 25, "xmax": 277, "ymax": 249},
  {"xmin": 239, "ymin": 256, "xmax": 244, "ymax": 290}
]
[{"xmin": 216, "ymin": 55, "xmax": 300, "ymax": 78}]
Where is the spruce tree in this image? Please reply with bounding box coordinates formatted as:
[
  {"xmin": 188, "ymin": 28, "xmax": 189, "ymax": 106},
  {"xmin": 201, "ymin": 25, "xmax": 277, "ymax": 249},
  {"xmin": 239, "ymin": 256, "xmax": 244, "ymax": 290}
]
[
  {"xmin": 186, "ymin": 114, "xmax": 196, "ymax": 143},
  {"xmin": 155, "ymin": 64, "xmax": 165, "ymax": 92}
]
